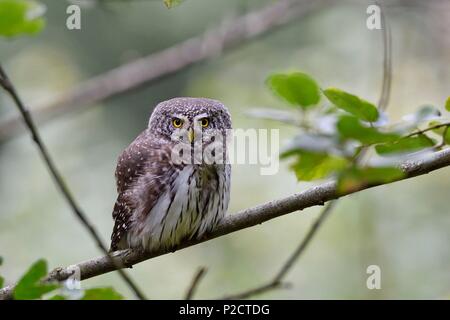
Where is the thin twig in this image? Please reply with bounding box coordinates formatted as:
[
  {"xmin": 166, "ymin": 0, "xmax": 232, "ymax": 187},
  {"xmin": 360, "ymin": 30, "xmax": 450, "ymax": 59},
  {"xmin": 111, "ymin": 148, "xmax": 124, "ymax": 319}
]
[
  {"xmin": 378, "ymin": 0, "xmax": 392, "ymax": 112},
  {"xmin": 220, "ymin": 201, "xmax": 336, "ymax": 299},
  {"xmin": 184, "ymin": 267, "xmax": 207, "ymax": 300},
  {"xmin": 222, "ymin": 282, "xmax": 291, "ymax": 300},
  {"xmin": 406, "ymin": 121, "xmax": 450, "ymax": 138},
  {"xmin": 0, "ymin": 65, "xmax": 147, "ymax": 300},
  {"xmin": 273, "ymin": 201, "xmax": 336, "ymax": 282}
]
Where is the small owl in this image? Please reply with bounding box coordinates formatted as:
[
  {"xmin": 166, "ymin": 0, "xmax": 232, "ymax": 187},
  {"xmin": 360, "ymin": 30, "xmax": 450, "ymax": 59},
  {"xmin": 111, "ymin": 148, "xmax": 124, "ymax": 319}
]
[{"xmin": 110, "ymin": 97, "xmax": 232, "ymax": 252}]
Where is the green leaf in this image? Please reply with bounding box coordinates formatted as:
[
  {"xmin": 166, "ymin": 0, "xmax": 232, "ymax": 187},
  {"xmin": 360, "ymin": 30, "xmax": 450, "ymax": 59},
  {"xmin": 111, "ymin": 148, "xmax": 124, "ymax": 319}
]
[
  {"xmin": 337, "ymin": 166, "xmax": 404, "ymax": 194},
  {"xmin": 267, "ymin": 72, "xmax": 321, "ymax": 109},
  {"xmin": 163, "ymin": 0, "xmax": 183, "ymax": 8},
  {"xmin": 445, "ymin": 97, "xmax": 450, "ymax": 112},
  {"xmin": 375, "ymin": 135, "xmax": 435, "ymax": 155},
  {"xmin": 444, "ymin": 128, "xmax": 450, "ymax": 145},
  {"xmin": 288, "ymin": 151, "xmax": 348, "ymax": 181},
  {"xmin": 323, "ymin": 88, "xmax": 379, "ymax": 122},
  {"xmin": 0, "ymin": 256, "xmax": 3, "ymax": 287},
  {"xmin": 81, "ymin": 287, "xmax": 123, "ymax": 300},
  {"xmin": 0, "ymin": 0, "xmax": 46, "ymax": 37},
  {"xmin": 337, "ymin": 116, "xmax": 399, "ymax": 145},
  {"xmin": 13, "ymin": 259, "xmax": 58, "ymax": 300}
]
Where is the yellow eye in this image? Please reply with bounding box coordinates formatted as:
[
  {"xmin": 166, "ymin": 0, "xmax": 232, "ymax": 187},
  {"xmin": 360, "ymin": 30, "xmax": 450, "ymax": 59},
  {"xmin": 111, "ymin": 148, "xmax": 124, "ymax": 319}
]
[
  {"xmin": 200, "ymin": 118, "xmax": 209, "ymax": 128},
  {"xmin": 172, "ymin": 118, "xmax": 183, "ymax": 128}
]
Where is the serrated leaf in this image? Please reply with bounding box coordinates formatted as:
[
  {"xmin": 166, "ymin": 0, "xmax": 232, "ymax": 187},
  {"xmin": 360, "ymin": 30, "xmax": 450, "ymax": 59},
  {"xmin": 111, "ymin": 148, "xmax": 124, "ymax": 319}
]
[
  {"xmin": 445, "ymin": 97, "xmax": 450, "ymax": 112},
  {"xmin": 0, "ymin": 256, "xmax": 3, "ymax": 266},
  {"xmin": 0, "ymin": 0, "xmax": 46, "ymax": 37},
  {"xmin": 337, "ymin": 116, "xmax": 399, "ymax": 145},
  {"xmin": 0, "ymin": 276, "xmax": 4, "ymax": 288},
  {"xmin": 323, "ymin": 88, "xmax": 379, "ymax": 122},
  {"xmin": 48, "ymin": 294, "xmax": 66, "ymax": 300},
  {"xmin": 375, "ymin": 135, "xmax": 435, "ymax": 155},
  {"xmin": 288, "ymin": 151, "xmax": 348, "ymax": 181},
  {"xmin": 163, "ymin": 0, "xmax": 183, "ymax": 8},
  {"xmin": 337, "ymin": 166, "xmax": 404, "ymax": 194},
  {"xmin": 81, "ymin": 287, "xmax": 123, "ymax": 300},
  {"xmin": 267, "ymin": 72, "xmax": 320, "ymax": 109},
  {"xmin": 13, "ymin": 259, "xmax": 58, "ymax": 300}
]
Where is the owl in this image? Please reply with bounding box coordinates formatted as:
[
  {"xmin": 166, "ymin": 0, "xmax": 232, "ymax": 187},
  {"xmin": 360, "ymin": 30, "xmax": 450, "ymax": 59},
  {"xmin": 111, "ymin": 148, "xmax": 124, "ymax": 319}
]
[{"xmin": 110, "ymin": 97, "xmax": 232, "ymax": 252}]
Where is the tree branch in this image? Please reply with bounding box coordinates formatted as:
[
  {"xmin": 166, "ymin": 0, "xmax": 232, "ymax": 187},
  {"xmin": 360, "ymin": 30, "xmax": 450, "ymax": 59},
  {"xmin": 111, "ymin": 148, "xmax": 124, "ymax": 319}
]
[
  {"xmin": 219, "ymin": 201, "xmax": 336, "ymax": 299},
  {"xmin": 2, "ymin": 146, "xmax": 450, "ymax": 300},
  {"xmin": 0, "ymin": 65, "xmax": 147, "ymax": 300},
  {"xmin": 184, "ymin": 267, "xmax": 207, "ymax": 300},
  {"xmin": 377, "ymin": 0, "xmax": 392, "ymax": 112},
  {"xmin": 0, "ymin": 0, "xmax": 328, "ymax": 142}
]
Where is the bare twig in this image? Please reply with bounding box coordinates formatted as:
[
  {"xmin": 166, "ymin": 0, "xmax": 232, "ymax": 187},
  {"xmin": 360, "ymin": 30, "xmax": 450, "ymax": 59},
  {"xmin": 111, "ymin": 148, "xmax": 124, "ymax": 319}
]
[
  {"xmin": 220, "ymin": 201, "xmax": 336, "ymax": 299},
  {"xmin": 0, "ymin": 0, "xmax": 328, "ymax": 142},
  {"xmin": 378, "ymin": 0, "xmax": 392, "ymax": 112},
  {"xmin": 0, "ymin": 65, "xmax": 147, "ymax": 300},
  {"xmin": 184, "ymin": 267, "xmax": 207, "ymax": 300},
  {"xmin": 406, "ymin": 121, "xmax": 450, "ymax": 138},
  {"xmin": 273, "ymin": 201, "xmax": 336, "ymax": 282},
  {"xmin": 1, "ymin": 146, "xmax": 450, "ymax": 300},
  {"xmin": 222, "ymin": 282, "xmax": 291, "ymax": 300}
]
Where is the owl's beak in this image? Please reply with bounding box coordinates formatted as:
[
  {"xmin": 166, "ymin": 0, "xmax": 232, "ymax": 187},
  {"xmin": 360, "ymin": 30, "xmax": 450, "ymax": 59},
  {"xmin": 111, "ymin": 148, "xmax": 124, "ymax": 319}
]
[{"xmin": 188, "ymin": 128, "xmax": 195, "ymax": 143}]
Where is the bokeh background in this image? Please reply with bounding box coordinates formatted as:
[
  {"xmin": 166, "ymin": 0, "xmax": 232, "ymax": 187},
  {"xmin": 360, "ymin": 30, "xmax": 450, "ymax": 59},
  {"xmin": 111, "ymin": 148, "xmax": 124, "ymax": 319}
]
[{"xmin": 1, "ymin": 0, "xmax": 450, "ymax": 299}]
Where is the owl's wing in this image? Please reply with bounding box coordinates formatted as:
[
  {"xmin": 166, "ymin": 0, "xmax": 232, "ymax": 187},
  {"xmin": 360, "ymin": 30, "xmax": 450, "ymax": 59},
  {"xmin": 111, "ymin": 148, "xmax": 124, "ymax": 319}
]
[
  {"xmin": 110, "ymin": 131, "xmax": 177, "ymax": 251},
  {"xmin": 110, "ymin": 193, "xmax": 133, "ymax": 251}
]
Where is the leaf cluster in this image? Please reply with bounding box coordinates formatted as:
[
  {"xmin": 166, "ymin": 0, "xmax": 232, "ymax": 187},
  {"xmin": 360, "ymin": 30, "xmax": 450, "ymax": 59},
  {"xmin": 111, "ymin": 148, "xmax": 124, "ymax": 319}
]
[
  {"xmin": 0, "ymin": 257, "xmax": 123, "ymax": 300},
  {"xmin": 257, "ymin": 71, "xmax": 450, "ymax": 192}
]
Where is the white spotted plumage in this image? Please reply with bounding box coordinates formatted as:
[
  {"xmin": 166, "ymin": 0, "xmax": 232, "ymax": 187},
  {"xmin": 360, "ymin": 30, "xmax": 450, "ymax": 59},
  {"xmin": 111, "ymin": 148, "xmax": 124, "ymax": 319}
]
[{"xmin": 126, "ymin": 164, "xmax": 230, "ymax": 251}]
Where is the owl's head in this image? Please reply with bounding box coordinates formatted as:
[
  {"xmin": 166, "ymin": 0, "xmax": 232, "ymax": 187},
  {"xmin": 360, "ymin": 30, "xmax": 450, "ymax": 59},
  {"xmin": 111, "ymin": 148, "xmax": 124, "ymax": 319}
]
[{"xmin": 148, "ymin": 97, "xmax": 232, "ymax": 144}]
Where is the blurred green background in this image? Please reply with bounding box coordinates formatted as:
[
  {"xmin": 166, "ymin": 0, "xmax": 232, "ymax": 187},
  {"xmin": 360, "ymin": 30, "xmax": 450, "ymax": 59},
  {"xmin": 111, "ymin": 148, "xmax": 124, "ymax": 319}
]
[{"xmin": 1, "ymin": 0, "xmax": 449, "ymax": 299}]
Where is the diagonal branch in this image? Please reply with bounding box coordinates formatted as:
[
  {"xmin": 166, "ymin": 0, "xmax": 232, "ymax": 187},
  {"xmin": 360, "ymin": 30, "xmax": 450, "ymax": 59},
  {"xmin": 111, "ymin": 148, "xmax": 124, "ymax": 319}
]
[
  {"xmin": 184, "ymin": 267, "xmax": 207, "ymax": 300},
  {"xmin": 0, "ymin": 65, "xmax": 147, "ymax": 300},
  {"xmin": 1, "ymin": 146, "xmax": 450, "ymax": 300},
  {"xmin": 0, "ymin": 0, "xmax": 328, "ymax": 142},
  {"xmin": 219, "ymin": 201, "xmax": 336, "ymax": 300}
]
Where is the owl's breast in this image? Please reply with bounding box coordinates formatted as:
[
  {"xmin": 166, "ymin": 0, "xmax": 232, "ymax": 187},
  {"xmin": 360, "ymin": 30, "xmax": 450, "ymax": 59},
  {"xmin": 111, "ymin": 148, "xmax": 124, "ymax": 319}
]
[{"xmin": 128, "ymin": 164, "xmax": 230, "ymax": 250}]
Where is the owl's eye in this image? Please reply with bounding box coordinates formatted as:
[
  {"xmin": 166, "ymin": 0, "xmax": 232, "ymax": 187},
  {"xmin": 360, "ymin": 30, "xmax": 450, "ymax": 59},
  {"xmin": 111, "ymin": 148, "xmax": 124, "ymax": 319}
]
[
  {"xmin": 200, "ymin": 118, "xmax": 209, "ymax": 128},
  {"xmin": 172, "ymin": 118, "xmax": 183, "ymax": 128}
]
